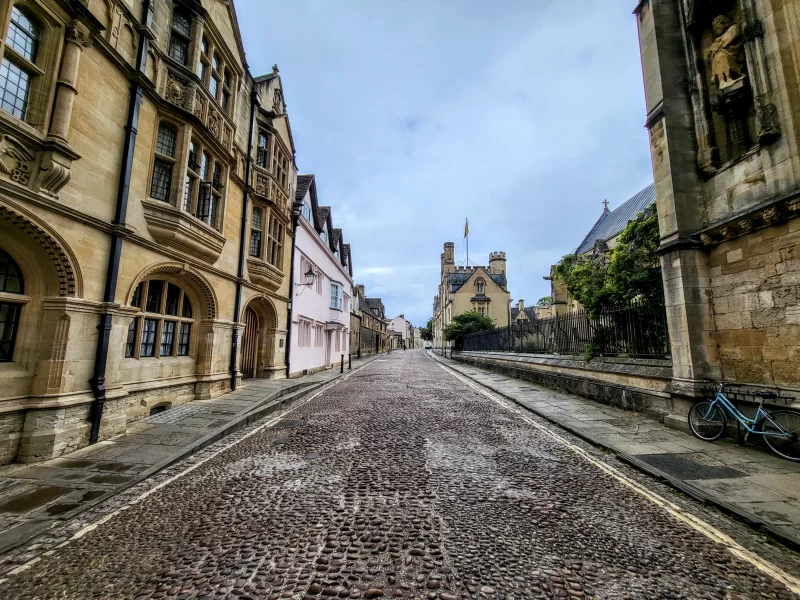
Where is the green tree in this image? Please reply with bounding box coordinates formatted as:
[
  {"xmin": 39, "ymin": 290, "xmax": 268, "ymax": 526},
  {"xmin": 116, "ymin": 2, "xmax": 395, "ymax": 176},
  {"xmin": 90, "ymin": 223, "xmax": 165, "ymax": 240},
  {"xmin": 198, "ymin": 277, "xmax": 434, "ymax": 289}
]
[
  {"xmin": 606, "ymin": 203, "xmax": 662, "ymax": 304},
  {"xmin": 443, "ymin": 311, "xmax": 495, "ymax": 349},
  {"xmin": 537, "ymin": 296, "xmax": 553, "ymax": 307},
  {"xmin": 420, "ymin": 318, "xmax": 434, "ymax": 341},
  {"xmin": 553, "ymin": 204, "xmax": 662, "ymax": 316}
]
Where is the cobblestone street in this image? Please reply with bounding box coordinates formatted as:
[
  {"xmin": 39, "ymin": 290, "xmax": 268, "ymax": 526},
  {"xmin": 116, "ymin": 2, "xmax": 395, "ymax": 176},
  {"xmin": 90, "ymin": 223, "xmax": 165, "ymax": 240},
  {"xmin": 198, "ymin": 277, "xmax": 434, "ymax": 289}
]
[{"xmin": 1, "ymin": 350, "xmax": 800, "ymax": 599}]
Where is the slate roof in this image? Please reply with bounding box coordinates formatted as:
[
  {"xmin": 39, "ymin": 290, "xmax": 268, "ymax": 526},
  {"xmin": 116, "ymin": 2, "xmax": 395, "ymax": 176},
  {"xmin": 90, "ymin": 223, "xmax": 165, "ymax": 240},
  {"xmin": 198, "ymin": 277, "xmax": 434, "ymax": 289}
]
[
  {"xmin": 332, "ymin": 228, "xmax": 341, "ymax": 249},
  {"xmin": 449, "ymin": 271, "xmax": 507, "ymax": 293},
  {"xmin": 365, "ymin": 299, "xmax": 386, "ymax": 320},
  {"xmin": 511, "ymin": 307, "xmax": 538, "ymax": 320},
  {"xmin": 575, "ymin": 184, "xmax": 656, "ymax": 255},
  {"xmin": 295, "ymin": 174, "xmax": 314, "ymax": 202},
  {"xmin": 317, "ymin": 206, "xmax": 330, "ymax": 229}
]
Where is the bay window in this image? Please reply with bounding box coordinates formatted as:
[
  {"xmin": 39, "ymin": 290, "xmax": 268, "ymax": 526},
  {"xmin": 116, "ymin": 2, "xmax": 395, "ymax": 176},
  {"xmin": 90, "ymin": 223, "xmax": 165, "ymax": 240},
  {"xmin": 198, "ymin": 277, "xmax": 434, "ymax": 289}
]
[
  {"xmin": 267, "ymin": 214, "xmax": 284, "ymax": 268},
  {"xmin": 150, "ymin": 122, "xmax": 177, "ymax": 202},
  {"xmin": 249, "ymin": 207, "xmax": 263, "ymax": 257},
  {"xmin": 330, "ymin": 282, "xmax": 343, "ymax": 311}
]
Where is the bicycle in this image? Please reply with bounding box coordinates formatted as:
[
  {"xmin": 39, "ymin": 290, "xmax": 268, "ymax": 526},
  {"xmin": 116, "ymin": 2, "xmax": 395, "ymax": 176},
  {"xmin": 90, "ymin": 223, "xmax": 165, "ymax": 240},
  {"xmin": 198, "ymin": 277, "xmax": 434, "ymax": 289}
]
[{"xmin": 688, "ymin": 382, "xmax": 800, "ymax": 462}]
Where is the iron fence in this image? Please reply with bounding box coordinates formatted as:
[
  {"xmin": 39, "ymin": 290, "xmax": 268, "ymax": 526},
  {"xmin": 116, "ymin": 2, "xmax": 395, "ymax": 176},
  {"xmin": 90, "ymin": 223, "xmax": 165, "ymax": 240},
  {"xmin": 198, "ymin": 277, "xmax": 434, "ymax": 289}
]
[{"xmin": 462, "ymin": 302, "xmax": 670, "ymax": 359}]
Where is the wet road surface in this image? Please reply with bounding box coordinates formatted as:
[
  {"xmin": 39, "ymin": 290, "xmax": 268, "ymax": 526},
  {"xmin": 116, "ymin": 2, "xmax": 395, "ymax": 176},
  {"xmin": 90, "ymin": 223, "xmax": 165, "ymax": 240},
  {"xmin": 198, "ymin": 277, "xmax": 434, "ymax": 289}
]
[{"xmin": 1, "ymin": 350, "xmax": 799, "ymax": 599}]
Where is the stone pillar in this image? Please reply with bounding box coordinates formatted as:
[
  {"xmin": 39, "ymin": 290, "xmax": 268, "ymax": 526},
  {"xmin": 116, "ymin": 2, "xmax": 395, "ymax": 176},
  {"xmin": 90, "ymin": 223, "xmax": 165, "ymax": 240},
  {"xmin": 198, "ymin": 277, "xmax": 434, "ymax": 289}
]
[
  {"xmin": 48, "ymin": 23, "xmax": 91, "ymax": 141},
  {"xmin": 636, "ymin": 0, "xmax": 722, "ymax": 397}
]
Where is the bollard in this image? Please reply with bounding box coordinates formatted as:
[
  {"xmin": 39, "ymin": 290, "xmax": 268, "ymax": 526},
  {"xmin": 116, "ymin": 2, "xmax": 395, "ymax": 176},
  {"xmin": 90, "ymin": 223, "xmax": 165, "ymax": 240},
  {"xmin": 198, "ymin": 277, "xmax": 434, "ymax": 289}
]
[
  {"xmin": 340, "ymin": 355, "xmax": 344, "ymax": 373},
  {"xmin": 348, "ymin": 354, "xmax": 352, "ymax": 370}
]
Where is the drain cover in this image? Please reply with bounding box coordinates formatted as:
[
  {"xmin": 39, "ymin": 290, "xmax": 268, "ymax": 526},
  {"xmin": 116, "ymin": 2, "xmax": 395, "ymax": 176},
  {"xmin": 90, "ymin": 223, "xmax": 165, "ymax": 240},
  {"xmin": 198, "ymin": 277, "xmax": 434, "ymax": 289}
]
[
  {"xmin": 636, "ymin": 453, "xmax": 743, "ymax": 480},
  {"xmin": 275, "ymin": 419, "xmax": 304, "ymax": 428}
]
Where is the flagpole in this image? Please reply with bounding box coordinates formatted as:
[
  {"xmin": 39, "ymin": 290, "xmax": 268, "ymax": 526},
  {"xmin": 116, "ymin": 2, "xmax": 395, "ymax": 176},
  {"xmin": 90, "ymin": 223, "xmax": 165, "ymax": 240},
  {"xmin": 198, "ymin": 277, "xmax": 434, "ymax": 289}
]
[{"xmin": 466, "ymin": 218, "xmax": 469, "ymax": 267}]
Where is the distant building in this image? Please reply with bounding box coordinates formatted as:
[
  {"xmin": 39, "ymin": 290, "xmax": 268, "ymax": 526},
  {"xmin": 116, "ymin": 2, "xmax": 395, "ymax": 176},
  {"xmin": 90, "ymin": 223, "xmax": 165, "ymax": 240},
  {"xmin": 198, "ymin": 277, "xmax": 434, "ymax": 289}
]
[
  {"xmin": 388, "ymin": 315, "xmax": 412, "ymax": 348},
  {"xmin": 352, "ymin": 286, "xmax": 388, "ymax": 356},
  {"xmin": 545, "ymin": 185, "xmax": 655, "ymax": 315},
  {"xmin": 432, "ymin": 242, "xmax": 511, "ymax": 349},
  {"xmin": 511, "ymin": 300, "xmax": 538, "ymax": 323}
]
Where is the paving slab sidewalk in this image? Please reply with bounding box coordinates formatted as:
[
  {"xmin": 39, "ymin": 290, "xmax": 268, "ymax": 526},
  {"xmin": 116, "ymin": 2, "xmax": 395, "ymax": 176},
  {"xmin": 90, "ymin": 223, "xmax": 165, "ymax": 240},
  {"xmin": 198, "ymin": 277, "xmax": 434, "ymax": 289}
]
[
  {"xmin": 431, "ymin": 351, "xmax": 800, "ymax": 549},
  {"xmin": 0, "ymin": 354, "xmax": 382, "ymax": 553}
]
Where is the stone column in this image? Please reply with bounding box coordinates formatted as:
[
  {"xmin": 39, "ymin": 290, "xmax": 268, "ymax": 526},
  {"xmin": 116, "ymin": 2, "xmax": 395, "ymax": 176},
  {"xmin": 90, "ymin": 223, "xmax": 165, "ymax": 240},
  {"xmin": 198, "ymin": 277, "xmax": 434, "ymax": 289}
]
[
  {"xmin": 48, "ymin": 22, "xmax": 91, "ymax": 141},
  {"xmin": 636, "ymin": 0, "xmax": 722, "ymax": 398}
]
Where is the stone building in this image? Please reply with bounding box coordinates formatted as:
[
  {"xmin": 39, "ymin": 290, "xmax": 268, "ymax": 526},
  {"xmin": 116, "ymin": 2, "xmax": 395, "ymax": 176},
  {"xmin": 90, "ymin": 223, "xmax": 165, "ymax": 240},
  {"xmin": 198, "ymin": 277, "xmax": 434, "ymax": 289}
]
[
  {"xmin": 511, "ymin": 300, "xmax": 538, "ymax": 323},
  {"xmin": 432, "ymin": 242, "xmax": 511, "ymax": 349},
  {"xmin": 635, "ymin": 0, "xmax": 800, "ymax": 394},
  {"xmin": 388, "ymin": 314, "xmax": 411, "ymax": 348},
  {"xmin": 544, "ymin": 184, "xmax": 656, "ymax": 316},
  {"xmin": 0, "ymin": 0, "xmax": 297, "ymax": 464},
  {"xmin": 350, "ymin": 285, "xmax": 387, "ymax": 356}
]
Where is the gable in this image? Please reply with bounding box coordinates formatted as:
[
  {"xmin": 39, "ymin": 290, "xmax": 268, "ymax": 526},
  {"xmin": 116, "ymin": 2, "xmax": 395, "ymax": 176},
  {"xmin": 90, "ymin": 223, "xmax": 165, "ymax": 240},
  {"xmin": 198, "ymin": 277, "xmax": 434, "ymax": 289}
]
[
  {"xmin": 453, "ymin": 268, "xmax": 505, "ymax": 294},
  {"xmin": 202, "ymin": 0, "xmax": 247, "ymax": 70}
]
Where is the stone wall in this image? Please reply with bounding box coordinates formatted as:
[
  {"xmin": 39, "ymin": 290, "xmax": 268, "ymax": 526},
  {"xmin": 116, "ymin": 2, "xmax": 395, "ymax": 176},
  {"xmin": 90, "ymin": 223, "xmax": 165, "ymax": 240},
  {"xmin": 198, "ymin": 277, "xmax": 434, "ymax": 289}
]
[
  {"xmin": 450, "ymin": 351, "xmax": 677, "ymax": 422},
  {"xmin": 710, "ymin": 216, "xmax": 800, "ymax": 388}
]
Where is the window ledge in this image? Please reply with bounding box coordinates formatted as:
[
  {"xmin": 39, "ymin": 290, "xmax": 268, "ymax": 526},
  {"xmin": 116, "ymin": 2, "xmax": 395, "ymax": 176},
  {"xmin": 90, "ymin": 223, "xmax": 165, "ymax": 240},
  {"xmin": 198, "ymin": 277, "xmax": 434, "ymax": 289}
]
[
  {"xmin": 142, "ymin": 197, "xmax": 226, "ymax": 263},
  {"xmin": 246, "ymin": 257, "xmax": 284, "ymax": 291}
]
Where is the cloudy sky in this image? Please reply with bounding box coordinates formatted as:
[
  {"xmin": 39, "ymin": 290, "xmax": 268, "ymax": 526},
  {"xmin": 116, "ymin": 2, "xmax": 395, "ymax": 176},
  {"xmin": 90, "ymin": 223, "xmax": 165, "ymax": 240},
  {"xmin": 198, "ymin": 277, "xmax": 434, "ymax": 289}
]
[{"xmin": 237, "ymin": 0, "xmax": 654, "ymax": 327}]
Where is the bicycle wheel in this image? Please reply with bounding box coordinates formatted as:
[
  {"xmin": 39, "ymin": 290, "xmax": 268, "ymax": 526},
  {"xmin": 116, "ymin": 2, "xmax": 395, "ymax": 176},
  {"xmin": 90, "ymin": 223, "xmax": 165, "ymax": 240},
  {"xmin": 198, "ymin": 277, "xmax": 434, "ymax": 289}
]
[
  {"xmin": 761, "ymin": 409, "xmax": 800, "ymax": 462},
  {"xmin": 688, "ymin": 401, "xmax": 726, "ymax": 441}
]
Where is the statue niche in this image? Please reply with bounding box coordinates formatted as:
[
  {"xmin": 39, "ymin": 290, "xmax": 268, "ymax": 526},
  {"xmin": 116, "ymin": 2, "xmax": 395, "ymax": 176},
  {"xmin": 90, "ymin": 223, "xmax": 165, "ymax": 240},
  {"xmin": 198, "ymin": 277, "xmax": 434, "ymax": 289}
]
[
  {"xmin": 702, "ymin": 11, "xmax": 755, "ymax": 165},
  {"xmin": 706, "ymin": 16, "xmax": 745, "ymax": 90}
]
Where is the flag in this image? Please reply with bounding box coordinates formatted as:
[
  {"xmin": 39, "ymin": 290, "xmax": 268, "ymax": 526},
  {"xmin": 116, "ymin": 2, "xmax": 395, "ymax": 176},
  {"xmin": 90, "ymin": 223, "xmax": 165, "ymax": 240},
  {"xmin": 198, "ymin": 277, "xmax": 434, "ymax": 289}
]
[{"xmin": 464, "ymin": 218, "xmax": 469, "ymax": 238}]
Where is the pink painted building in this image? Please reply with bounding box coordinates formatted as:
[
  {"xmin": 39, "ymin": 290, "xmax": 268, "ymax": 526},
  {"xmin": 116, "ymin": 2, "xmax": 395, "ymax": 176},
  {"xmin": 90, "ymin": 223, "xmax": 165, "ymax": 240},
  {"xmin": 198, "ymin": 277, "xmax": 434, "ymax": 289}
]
[{"xmin": 288, "ymin": 175, "xmax": 353, "ymax": 376}]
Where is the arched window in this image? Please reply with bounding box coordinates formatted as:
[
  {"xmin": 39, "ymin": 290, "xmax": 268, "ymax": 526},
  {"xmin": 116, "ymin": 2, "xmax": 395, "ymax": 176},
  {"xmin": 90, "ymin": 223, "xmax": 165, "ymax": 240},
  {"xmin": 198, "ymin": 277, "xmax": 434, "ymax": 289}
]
[
  {"xmin": 0, "ymin": 6, "xmax": 40, "ymax": 120},
  {"xmin": 0, "ymin": 248, "xmax": 24, "ymax": 362},
  {"xmin": 126, "ymin": 279, "xmax": 195, "ymax": 359},
  {"xmin": 150, "ymin": 122, "xmax": 178, "ymax": 202},
  {"xmin": 475, "ymin": 278, "xmax": 485, "ymax": 295}
]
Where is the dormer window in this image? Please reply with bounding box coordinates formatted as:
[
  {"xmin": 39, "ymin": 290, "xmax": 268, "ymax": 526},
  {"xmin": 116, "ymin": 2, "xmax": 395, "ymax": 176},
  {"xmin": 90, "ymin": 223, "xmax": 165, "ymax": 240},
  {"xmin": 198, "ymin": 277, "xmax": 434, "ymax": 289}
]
[
  {"xmin": 169, "ymin": 11, "xmax": 191, "ymax": 65},
  {"xmin": 302, "ymin": 198, "xmax": 312, "ymax": 222},
  {"xmin": 320, "ymin": 228, "xmax": 328, "ymax": 244}
]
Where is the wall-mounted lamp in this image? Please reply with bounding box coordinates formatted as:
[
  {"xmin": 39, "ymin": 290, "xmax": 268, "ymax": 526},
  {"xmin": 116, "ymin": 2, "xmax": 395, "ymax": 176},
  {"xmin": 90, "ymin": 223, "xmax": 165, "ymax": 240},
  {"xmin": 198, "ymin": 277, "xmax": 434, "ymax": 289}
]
[{"xmin": 302, "ymin": 268, "xmax": 317, "ymax": 287}]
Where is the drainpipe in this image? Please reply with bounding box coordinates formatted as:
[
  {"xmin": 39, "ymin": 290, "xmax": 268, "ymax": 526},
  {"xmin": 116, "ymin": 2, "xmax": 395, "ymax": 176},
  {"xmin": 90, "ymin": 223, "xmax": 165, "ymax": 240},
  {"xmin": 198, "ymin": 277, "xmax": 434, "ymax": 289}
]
[
  {"xmin": 230, "ymin": 88, "xmax": 260, "ymax": 391},
  {"xmin": 284, "ymin": 202, "xmax": 303, "ymax": 377},
  {"xmin": 88, "ymin": 1, "xmax": 154, "ymax": 444}
]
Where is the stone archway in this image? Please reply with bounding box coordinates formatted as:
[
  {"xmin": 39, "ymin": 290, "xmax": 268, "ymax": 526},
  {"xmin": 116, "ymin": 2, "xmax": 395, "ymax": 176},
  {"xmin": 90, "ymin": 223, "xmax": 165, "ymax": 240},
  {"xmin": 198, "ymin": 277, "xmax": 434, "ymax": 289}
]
[{"xmin": 241, "ymin": 296, "xmax": 281, "ymax": 379}]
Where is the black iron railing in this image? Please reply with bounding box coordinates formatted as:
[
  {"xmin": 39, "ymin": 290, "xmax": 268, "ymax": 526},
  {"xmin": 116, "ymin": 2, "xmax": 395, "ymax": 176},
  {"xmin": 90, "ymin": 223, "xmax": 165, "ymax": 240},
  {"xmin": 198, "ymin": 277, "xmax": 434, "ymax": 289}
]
[{"xmin": 462, "ymin": 302, "xmax": 670, "ymax": 359}]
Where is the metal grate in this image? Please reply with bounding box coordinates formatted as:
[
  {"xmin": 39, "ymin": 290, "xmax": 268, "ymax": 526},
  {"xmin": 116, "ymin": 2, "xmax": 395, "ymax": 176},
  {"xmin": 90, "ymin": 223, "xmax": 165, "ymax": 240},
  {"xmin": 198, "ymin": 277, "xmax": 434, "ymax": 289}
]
[{"xmin": 636, "ymin": 454, "xmax": 743, "ymax": 481}]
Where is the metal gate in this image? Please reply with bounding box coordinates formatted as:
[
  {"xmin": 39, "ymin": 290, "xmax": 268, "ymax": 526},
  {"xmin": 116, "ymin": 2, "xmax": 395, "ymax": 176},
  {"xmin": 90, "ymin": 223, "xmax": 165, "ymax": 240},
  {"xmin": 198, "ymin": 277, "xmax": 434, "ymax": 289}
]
[{"xmin": 241, "ymin": 307, "xmax": 259, "ymax": 378}]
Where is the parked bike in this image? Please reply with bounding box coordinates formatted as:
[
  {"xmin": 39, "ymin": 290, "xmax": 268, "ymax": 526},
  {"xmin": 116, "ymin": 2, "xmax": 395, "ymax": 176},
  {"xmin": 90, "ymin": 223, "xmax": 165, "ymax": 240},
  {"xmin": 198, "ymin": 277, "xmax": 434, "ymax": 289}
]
[{"xmin": 688, "ymin": 381, "xmax": 800, "ymax": 462}]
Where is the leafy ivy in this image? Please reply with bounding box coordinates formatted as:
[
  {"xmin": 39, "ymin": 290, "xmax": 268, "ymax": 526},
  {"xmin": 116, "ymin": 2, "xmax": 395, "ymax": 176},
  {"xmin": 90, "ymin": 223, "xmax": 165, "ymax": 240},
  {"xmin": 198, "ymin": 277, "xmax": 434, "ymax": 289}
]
[{"xmin": 553, "ymin": 204, "xmax": 662, "ymax": 316}]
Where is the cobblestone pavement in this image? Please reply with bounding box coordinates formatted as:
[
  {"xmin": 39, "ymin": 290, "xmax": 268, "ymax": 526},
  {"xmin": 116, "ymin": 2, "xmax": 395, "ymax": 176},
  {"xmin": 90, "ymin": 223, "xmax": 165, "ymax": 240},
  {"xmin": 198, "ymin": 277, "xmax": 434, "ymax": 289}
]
[{"xmin": 1, "ymin": 350, "xmax": 800, "ymax": 599}]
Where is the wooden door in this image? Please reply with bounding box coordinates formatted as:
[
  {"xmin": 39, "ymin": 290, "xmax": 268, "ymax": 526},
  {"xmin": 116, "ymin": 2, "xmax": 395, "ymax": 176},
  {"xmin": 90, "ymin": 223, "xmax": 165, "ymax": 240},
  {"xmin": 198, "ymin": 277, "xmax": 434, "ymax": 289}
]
[{"xmin": 241, "ymin": 307, "xmax": 259, "ymax": 379}]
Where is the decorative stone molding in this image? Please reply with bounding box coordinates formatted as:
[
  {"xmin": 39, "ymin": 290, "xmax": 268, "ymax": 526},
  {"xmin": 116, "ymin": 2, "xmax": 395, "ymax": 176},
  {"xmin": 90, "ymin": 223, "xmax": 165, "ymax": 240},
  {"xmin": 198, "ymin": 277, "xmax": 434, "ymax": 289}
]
[
  {"xmin": 0, "ymin": 204, "xmax": 81, "ymax": 296},
  {"xmin": 165, "ymin": 71, "xmax": 195, "ymax": 113},
  {"xmin": 66, "ymin": 24, "xmax": 92, "ymax": 48},
  {"xmin": 246, "ymin": 258, "xmax": 285, "ymax": 291},
  {"xmin": 694, "ymin": 191, "xmax": 800, "ymax": 246},
  {"xmin": 129, "ymin": 262, "xmax": 218, "ymax": 320},
  {"xmin": 0, "ymin": 133, "xmax": 34, "ymax": 185},
  {"xmin": 742, "ymin": 20, "xmax": 764, "ymax": 42},
  {"xmin": 37, "ymin": 152, "xmax": 72, "ymax": 198},
  {"xmin": 141, "ymin": 198, "xmax": 226, "ymax": 265}
]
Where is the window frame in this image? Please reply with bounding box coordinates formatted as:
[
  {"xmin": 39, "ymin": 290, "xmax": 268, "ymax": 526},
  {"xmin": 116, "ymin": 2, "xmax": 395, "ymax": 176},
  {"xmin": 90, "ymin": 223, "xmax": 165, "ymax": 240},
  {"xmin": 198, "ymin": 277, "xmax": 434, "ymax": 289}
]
[
  {"xmin": 180, "ymin": 136, "xmax": 226, "ymax": 231},
  {"xmin": 266, "ymin": 213, "xmax": 284, "ymax": 269},
  {"xmin": 0, "ymin": 4, "xmax": 47, "ymax": 125},
  {"xmin": 249, "ymin": 205, "xmax": 263, "ymax": 258},
  {"xmin": 125, "ymin": 278, "xmax": 196, "ymax": 360},
  {"xmin": 475, "ymin": 278, "xmax": 486, "ymax": 295},
  {"xmin": 168, "ymin": 10, "xmax": 191, "ymax": 65},
  {"xmin": 330, "ymin": 281, "xmax": 343, "ymax": 311},
  {"xmin": 195, "ymin": 32, "xmax": 235, "ymax": 116},
  {"xmin": 0, "ymin": 247, "xmax": 24, "ymax": 363},
  {"xmin": 150, "ymin": 121, "xmax": 179, "ymax": 203}
]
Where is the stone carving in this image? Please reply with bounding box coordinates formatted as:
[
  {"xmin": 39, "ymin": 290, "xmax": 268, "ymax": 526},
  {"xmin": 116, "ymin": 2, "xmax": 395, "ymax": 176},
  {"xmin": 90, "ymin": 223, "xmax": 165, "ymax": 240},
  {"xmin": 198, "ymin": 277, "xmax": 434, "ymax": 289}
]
[
  {"xmin": 0, "ymin": 205, "xmax": 78, "ymax": 296},
  {"xmin": 707, "ymin": 16, "xmax": 745, "ymax": 90},
  {"xmin": 273, "ymin": 88, "xmax": 284, "ymax": 114},
  {"xmin": 208, "ymin": 111, "xmax": 220, "ymax": 137},
  {"xmin": 166, "ymin": 72, "xmax": 185, "ymax": 106},
  {"xmin": 0, "ymin": 134, "xmax": 34, "ymax": 185},
  {"xmin": 47, "ymin": 315, "xmax": 71, "ymax": 393},
  {"xmin": 254, "ymin": 172, "xmax": 268, "ymax": 197},
  {"xmin": 37, "ymin": 157, "xmax": 72, "ymax": 198},
  {"xmin": 222, "ymin": 125, "xmax": 231, "ymax": 147},
  {"xmin": 737, "ymin": 219, "xmax": 752, "ymax": 233},
  {"xmin": 761, "ymin": 207, "xmax": 778, "ymax": 223},
  {"xmin": 66, "ymin": 24, "xmax": 92, "ymax": 48},
  {"xmin": 756, "ymin": 95, "xmax": 781, "ymax": 144},
  {"xmin": 194, "ymin": 95, "xmax": 206, "ymax": 120}
]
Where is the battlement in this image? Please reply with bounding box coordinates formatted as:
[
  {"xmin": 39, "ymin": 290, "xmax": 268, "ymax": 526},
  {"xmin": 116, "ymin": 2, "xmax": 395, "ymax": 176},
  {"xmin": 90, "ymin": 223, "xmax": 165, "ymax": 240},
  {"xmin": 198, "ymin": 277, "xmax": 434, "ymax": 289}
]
[{"xmin": 489, "ymin": 251, "xmax": 507, "ymax": 261}]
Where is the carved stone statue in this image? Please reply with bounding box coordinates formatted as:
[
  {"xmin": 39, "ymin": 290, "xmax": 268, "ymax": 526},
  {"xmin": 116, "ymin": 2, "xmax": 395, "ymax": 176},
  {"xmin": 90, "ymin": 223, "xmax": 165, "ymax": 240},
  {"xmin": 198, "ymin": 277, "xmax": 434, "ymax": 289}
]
[{"xmin": 707, "ymin": 15, "xmax": 746, "ymax": 89}]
